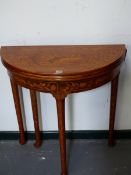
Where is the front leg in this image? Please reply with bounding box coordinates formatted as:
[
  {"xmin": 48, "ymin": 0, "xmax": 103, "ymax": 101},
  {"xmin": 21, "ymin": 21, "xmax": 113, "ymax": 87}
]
[
  {"xmin": 30, "ymin": 90, "xmax": 42, "ymax": 148},
  {"xmin": 55, "ymin": 97, "xmax": 67, "ymax": 175},
  {"xmin": 10, "ymin": 79, "xmax": 26, "ymax": 145},
  {"xmin": 108, "ymin": 74, "xmax": 119, "ymax": 146}
]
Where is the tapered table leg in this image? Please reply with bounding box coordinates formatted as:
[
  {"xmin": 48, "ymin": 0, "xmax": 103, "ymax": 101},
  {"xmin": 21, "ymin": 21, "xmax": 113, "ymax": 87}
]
[
  {"xmin": 108, "ymin": 74, "xmax": 119, "ymax": 146},
  {"xmin": 56, "ymin": 98, "xmax": 67, "ymax": 175},
  {"xmin": 30, "ymin": 90, "xmax": 41, "ymax": 148},
  {"xmin": 10, "ymin": 79, "xmax": 26, "ymax": 145}
]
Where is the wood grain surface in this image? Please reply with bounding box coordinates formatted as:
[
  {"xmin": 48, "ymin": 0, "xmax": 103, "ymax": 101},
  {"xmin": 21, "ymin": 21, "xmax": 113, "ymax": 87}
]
[{"xmin": 1, "ymin": 45, "xmax": 126, "ymax": 80}]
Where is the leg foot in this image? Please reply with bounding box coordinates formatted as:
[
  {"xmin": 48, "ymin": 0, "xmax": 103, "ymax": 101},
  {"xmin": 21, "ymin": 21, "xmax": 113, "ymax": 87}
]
[
  {"xmin": 34, "ymin": 140, "xmax": 42, "ymax": 148},
  {"xmin": 19, "ymin": 134, "xmax": 26, "ymax": 145},
  {"xmin": 61, "ymin": 172, "xmax": 68, "ymax": 175}
]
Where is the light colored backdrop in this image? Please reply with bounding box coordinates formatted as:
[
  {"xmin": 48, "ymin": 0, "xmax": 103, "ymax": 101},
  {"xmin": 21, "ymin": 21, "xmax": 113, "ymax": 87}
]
[{"xmin": 0, "ymin": 0, "xmax": 131, "ymax": 131}]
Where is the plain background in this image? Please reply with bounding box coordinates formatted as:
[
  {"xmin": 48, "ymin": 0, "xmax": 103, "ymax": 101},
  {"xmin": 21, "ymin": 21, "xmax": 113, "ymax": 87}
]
[{"xmin": 0, "ymin": 0, "xmax": 131, "ymax": 131}]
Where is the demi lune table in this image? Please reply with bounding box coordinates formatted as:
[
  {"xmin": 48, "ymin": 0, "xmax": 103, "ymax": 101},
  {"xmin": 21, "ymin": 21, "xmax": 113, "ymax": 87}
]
[{"xmin": 1, "ymin": 45, "xmax": 126, "ymax": 175}]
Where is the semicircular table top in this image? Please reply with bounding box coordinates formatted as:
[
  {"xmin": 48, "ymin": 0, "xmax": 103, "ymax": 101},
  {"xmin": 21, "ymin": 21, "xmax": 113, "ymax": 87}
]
[
  {"xmin": 1, "ymin": 45, "xmax": 126, "ymax": 79},
  {"xmin": 0, "ymin": 44, "xmax": 127, "ymax": 175}
]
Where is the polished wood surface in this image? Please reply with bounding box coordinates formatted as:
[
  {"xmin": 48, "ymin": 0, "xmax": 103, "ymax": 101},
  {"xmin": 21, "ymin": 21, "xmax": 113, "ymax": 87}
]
[
  {"xmin": 1, "ymin": 45, "xmax": 126, "ymax": 175},
  {"xmin": 1, "ymin": 45, "xmax": 125, "ymax": 80}
]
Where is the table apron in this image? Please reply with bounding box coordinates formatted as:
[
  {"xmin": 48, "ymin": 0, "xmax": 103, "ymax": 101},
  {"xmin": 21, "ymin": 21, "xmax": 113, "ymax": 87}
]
[{"xmin": 8, "ymin": 67, "xmax": 120, "ymax": 98}]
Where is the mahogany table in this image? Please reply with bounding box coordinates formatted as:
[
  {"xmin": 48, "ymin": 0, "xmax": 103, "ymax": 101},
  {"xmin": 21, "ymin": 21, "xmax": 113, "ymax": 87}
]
[{"xmin": 1, "ymin": 45, "xmax": 126, "ymax": 175}]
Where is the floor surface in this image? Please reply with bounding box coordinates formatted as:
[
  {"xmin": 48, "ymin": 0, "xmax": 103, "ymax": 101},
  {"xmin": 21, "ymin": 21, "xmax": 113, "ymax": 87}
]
[{"xmin": 0, "ymin": 139, "xmax": 131, "ymax": 175}]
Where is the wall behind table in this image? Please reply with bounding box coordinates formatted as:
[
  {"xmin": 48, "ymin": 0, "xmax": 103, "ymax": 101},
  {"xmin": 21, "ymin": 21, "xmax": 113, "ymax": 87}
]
[{"xmin": 0, "ymin": 0, "xmax": 131, "ymax": 131}]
